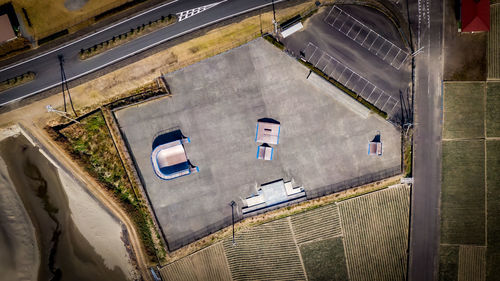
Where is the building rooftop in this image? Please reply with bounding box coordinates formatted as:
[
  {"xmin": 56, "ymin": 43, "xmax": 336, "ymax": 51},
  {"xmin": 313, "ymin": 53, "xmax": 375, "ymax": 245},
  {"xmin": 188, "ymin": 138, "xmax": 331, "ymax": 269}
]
[
  {"xmin": 151, "ymin": 132, "xmax": 197, "ymax": 180},
  {"xmin": 257, "ymin": 144, "xmax": 274, "ymax": 160},
  {"xmin": 461, "ymin": 0, "xmax": 490, "ymax": 32},
  {"xmin": 0, "ymin": 14, "xmax": 15, "ymax": 43},
  {"xmin": 255, "ymin": 120, "xmax": 281, "ymax": 145}
]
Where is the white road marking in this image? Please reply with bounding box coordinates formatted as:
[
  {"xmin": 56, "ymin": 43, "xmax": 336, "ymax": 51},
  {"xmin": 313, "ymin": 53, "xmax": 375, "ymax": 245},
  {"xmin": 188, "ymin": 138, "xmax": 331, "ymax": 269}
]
[
  {"xmin": 324, "ymin": 5, "xmax": 409, "ymax": 70},
  {"xmin": 177, "ymin": 1, "xmax": 227, "ymax": 22},
  {"xmin": 0, "ymin": 0, "xmax": 180, "ymax": 73},
  {"xmin": 303, "ymin": 42, "xmax": 401, "ymax": 117},
  {"xmin": 0, "ymin": 0, "xmax": 286, "ymax": 106}
]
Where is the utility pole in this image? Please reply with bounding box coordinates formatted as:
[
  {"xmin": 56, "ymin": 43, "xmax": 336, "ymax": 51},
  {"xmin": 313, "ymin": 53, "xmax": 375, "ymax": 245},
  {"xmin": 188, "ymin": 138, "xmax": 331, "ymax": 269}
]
[
  {"xmin": 58, "ymin": 55, "xmax": 78, "ymax": 117},
  {"xmin": 46, "ymin": 105, "xmax": 80, "ymax": 123},
  {"xmin": 272, "ymin": 0, "xmax": 278, "ymax": 34},
  {"xmin": 230, "ymin": 201, "xmax": 236, "ymax": 245}
]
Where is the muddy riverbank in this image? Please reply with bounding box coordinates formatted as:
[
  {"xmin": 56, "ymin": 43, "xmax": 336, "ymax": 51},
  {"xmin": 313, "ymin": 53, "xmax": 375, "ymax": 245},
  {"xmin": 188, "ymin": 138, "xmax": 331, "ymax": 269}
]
[{"xmin": 0, "ymin": 126, "xmax": 137, "ymax": 281}]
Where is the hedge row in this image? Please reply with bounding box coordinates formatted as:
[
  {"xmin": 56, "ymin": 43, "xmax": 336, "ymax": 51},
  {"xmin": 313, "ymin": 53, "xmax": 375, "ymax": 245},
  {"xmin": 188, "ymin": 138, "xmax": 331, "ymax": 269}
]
[
  {"xmin": 80, "ymin": 14, "xmax": 176, "ymax": 60},
  {"xmin": 0, "ymin": 71, "xmax": 36, "ymax": 92},
  {"xmin": 298, "ymin": 59, "xmax": 388, "ymax": 119}
]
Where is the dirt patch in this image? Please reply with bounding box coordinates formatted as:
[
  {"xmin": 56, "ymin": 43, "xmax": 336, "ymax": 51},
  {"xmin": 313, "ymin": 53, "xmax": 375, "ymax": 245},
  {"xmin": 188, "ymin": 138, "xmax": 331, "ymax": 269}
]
[
  {"xmin": 443, "ymin": 0, "xmax": 487, "ymax": 81},
  {"xmin": 64, "ymin": 0, "xmax": 89, "ymax": 11}
]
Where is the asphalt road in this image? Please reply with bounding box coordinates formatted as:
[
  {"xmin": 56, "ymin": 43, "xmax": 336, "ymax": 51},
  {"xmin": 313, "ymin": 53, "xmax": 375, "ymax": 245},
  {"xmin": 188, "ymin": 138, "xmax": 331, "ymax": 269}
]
[
  {"xmin": 407, "ymin": 0, "xmax": 444, "ymax": 279},
  {"xmin": 0, "ymin": 0, "xmax": 283, "ymax": 106}
]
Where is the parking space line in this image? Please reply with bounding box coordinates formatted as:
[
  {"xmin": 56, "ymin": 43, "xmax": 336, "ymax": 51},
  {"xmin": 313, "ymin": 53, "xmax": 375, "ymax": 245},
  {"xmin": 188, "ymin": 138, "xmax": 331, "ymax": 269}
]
[
  {"xmin": 324, "ymin": 5, "xmax": 409, "ymax": 70},
  {"xmin": 390, "ymin": 100, "xmax": 399, "ymax": 114},
  {"xmin": 383, "ymin": 45, "xmax": 394, "ymax": 60},
  {"xmin": 354, "ymin": 28, "xmax": 362, "ymax": 40},
  {"xmin": 361, "ymin": 30, "xmax": 371, "ymax": 45},
  {"xmin": 381, "ymin": 96, "xmax": 390, "ymax": 110},
  {"xmin": 303, "ymin": 42, "xmax": 400, "ymax": 117},
  {"xmin": 390, "ymin": 49, "xmax": 401, "ymax": 65}
]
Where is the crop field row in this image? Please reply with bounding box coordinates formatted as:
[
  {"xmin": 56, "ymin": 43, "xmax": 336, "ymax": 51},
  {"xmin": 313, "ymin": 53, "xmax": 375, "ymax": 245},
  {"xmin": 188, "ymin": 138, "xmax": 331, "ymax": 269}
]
[
  {"xmin": 486, "ymin": 83, "xmax": 500, "ymax": 137},
  {"xmin": 338, "ymin": 185, "xmax": 410, "ymax": 281},
  {"xmin": 442, "ymin": 82, "xmax": 485, "ymax": 140},
  {"xmin": 439, "ymin": 245, "xmax": 459, "ymax": 281},
  {"xmin": 300, "ymin": 237, "xmax": 348, "ymax": 281},
  {"xmin": 487, "ymin": 140, "xmax": 500, "ymax": 280},
  {"xmin": 290, "ymin": 203, "xmax": 342, "ymax": 244},
  {"xmin": 458, "ymin": 245, "xmax": 486, "ymax": 281},
  {"xmin": 159, "ymin": 243, "xmax": 232, "ymax": 281},
  {"xmin": 223, "ymin": 219, "xmax": 306, "ymax": 281},
  {"xmin": 488, "ymin": 4, "xmax": 500, "ymax": 79},
  {"xmin": 441, "ymin": 140, "xmax": 485, "ymax": 245}
]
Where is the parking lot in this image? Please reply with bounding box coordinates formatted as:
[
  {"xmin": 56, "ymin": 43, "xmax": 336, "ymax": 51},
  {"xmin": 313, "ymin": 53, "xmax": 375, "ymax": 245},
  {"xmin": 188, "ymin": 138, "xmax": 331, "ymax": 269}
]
[
  {"xmin": 324, "ymin": 6, "xmax": 409, "ymax": 70},
  {"xmin": 304, "ymin": 42, "xmax": 400, "ymax": 116},
  {"xmin": 283, "ymin": 5, "xmax": 411, "ymax": 122},
  {"xmin": 115, "ymin": 38, "xmax": 401, "ymax": 250}
]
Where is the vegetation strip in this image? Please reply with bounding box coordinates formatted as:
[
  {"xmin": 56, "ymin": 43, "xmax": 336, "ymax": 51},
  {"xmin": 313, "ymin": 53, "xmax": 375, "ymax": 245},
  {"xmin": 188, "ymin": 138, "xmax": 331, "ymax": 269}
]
[
  {"xmin": 47, "ymin": 82, "xmax": 171, "ymax": 263},
  {"xmin": 80, "ymin": 14, "xmax": 177, "ymax": 60},
  {"xmin": 0, "ymin": 71, "xmax": 35, "ymax": 92}
]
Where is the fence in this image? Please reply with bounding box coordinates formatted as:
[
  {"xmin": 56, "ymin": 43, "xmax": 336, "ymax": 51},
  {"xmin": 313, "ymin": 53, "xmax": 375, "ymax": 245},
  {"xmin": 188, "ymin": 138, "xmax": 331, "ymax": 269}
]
[
  {"xmin": 166, "ymin": 215, "xmax": 234, "ymax": 251},
  {"xmin": 306, "ymin": 166, "xmax": 402, "ymax": 200}
]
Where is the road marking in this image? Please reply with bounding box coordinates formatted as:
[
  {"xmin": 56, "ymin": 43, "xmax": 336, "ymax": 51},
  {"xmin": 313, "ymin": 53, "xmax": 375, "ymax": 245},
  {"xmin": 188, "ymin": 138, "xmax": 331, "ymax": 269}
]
[
  {"xmin": 0, "ymin": 0, "xmax": 180, "ymax": 73},
  {"xmin": 303, "ymin": 42, "xmax": 401, "ymax": 117},
  {"xmin": 176, "ymin": 0, "xmax": 227, "ymax": 22},
  {"xmin": 0, "ymin": 0, "xmax": 286, "ymax": 106},
  {"xmin": 324, "ymin": 5, "xmax": 409, "ymax": 70}
]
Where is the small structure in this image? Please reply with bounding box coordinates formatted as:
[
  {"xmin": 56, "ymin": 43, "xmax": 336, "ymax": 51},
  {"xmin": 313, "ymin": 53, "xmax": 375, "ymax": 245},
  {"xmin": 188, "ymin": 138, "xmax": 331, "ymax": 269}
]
[
  {"xmin": 242, "ymin": 179, "xmax": 305, "ymax": 215},
  {"xmin": 461, "ymin": 0, "xmax": 490, "ymax": 32},
  {"xmin": 151, "ymin": 130, "xmax": 198, "ymax": 180},
  {"xmin": 255, "ymin": 118, "xmax": 281, "ymax": 145},
  {"xmin": 368, "ymin": 132, "xmax": 383, "ymax": 156},
  {"xmin": 0, "ymin": 14, "xmax": 16, "ymax": 43},
  {"xmin": 281, "ymin": 22, "xmax": 303, "ymax": 38},
  {"xmin": 257, "ymin": 144, "xmax": 274, "ymax": 160}
]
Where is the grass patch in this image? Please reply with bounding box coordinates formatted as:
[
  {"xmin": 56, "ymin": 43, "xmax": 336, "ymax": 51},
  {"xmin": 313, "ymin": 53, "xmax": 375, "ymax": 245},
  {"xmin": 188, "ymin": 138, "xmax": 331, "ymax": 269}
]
[
  {"xmin": 5, "ymin": 0, "xmax": 129, "ymax": 39},
  {"xmin": 0, "ymin": 71, "xmax": 35, "ymax": 92},
  {"xmin": 56, "ymin": 111, "xmax": 158, "ymax": 261},
  {"xmin": 80, "ymin": 14, "xmax": 177, "ymax": 60},
  {"xmin": 443, "ymin": 82, "xmax": 485, "ymax": 139},
  {"xmin": 441, "ymin": 140, "xmax": 485, "ymax": 245},
  {"xmin": 300, "ymin": 237, "xmax": 348, "ymax": 281},
  {"xmin": 297, "ymin": 59, "xmax": 388, "ymax": 119},
  {"xmin": 487, "ymin": 140, "xmax": 500, "ymax": 280},
  {"xmin": 438, "ymin": 245, "xmax": 459, "ymax": 281},
  {"xmin": 486, "ymin": 82, "xmax": 500, "ymax": 137},
  {"xmin": 404, "ymin": 139, "xmax": 412, "ymax": 177}
]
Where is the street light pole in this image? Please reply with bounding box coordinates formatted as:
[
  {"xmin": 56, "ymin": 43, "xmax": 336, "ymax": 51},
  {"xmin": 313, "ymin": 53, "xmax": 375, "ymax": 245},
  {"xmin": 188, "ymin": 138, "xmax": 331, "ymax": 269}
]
[
  {"xmin": 230, "ymin": 201, "xmax": 236, "ymax": 245},
  {"xmin": 46, "ymin": 105, "xmax": 80, "ymax": 123},
  {"xmin": 271, "ymin": 0, "xmax": 277, "ymax": 34}
]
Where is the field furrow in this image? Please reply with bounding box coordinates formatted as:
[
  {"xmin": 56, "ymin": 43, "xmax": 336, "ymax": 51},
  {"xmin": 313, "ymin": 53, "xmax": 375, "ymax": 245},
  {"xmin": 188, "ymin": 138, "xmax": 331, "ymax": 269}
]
[
  {"xmin": 159, "ymin": 243, "xmax": 232, "ymax": 281},
  {"xmin": 458, "ymin": 245, "xmax": 486, "ymax": 281},
  {"xmin": 223, "ymin": 219, "xmax": 306, "ymax": 281},
  {"xmin": 290, "ymin": 204, "xmax": 342, "ymax": 244},
  {"xmin": 488, "ymin": 5, "xmax": 500, "ymax": 79},
  {"xmin": 338, "ymin": 185, "xmax": 410, "ymax": 281}
]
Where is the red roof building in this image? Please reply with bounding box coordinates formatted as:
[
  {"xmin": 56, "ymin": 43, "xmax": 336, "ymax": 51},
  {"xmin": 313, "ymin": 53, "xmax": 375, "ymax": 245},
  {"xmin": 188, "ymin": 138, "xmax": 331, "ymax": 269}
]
[{"xmin": 461, "ymin": 0, "xmax": 490, "ymax": 32}]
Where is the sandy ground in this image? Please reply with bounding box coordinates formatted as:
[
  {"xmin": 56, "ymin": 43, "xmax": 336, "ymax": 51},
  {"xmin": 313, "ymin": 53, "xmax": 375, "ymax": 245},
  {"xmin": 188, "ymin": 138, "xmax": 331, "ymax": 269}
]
[{"xmin": 0, "ymin": 125, "xmax": 137, "ymax": 281}]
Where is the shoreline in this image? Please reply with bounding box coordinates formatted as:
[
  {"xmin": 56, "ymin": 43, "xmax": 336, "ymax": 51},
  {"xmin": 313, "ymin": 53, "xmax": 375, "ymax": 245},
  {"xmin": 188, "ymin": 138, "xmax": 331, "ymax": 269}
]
[{"xmin": 0, "ymin": 125, "xmax": 137, "ymax": 280}]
